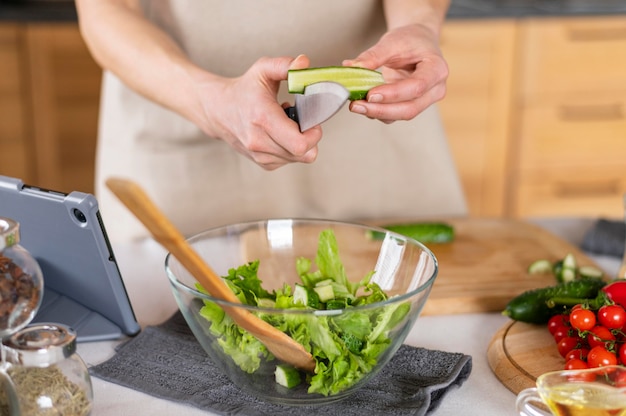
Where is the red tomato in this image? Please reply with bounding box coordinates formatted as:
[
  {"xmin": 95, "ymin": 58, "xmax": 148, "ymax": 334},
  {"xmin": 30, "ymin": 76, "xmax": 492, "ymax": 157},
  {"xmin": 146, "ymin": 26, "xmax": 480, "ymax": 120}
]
[
  {"xmin": 602, "ymin": 281, "xmax": 626, "ymax": 308},
  {"xmin": 570, "ymin": 308, "xmax": 597, "ymax": 331},
  {"xmin": 597, "ymin": 304, "xmax": 626, "ymax": 330},
  {"xmin": 564, "ymin": 358, "xmax": 588, "ymax": 370},
  {"xmin": 548, "ymin": 314, "xmax": 570, "ymax": 335},
  {"xmin": 557, "ymin": 336, "xmax": 581, "ymax": 358},
  {"xmin": 552, "ymin": 326, "xmax": 572, "ymax": 343},
  {"xmin": 587, "ymin": 345, "xmax": 618, "ymax": 368},
  {"xmin": 564, "ymin": 348, "xmax": 589, "ymax": 362},
  {"xmin": 587, "ymin": 325, "xmax": 616, "ymax": 349},
  {"xmin": 619, "ymin": 343, "xmax": 626, "ymax": 365}
]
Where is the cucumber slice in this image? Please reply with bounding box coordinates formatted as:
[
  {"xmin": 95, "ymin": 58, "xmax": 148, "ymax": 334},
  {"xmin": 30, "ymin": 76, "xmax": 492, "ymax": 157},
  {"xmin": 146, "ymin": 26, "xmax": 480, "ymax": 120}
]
[
  {"xmin": 293, "ymin": 284, "xmax": 320, "ymax": 308},
  {"xmin": 578, "ymin": 265, "xmax": 604, "ymax": 279},
  {"xmin": 527, "ymin": 259, "xmax": 553, "ymax": 275},
  {"xmin": 366, "ymin": 222, "xmax": 454, "ymax": 244},
  {"xmin": 287, "ymin": 66, "xmax": 384, "ymax": 101},
  {"xmin": 314, "ymin": 285, "xmax": 335, "ymax": 303},
  {"xmin": 558, "ymin": 253, "xmax": 577, "ymax": 283},
  {"xmin": 275, "ymin": 364, "xmax": 301, "ymax": 388},
  {"xmin": 326, "ymin": 298, "xmax": 347, "ymax": 310}
]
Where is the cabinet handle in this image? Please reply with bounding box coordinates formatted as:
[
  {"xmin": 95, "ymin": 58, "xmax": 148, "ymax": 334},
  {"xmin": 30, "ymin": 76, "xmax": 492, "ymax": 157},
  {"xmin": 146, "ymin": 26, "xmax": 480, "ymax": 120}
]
[
  {"xmin": 554, "ymin": 180, "xmax": 621, "ymax": 198},
  {"xmin": 558, "ymin": 103, "xmax": 624, "ymax": 122},
  {"xmin": 568, "ymin": 26, "xmax": 626, "ymax": 42}
]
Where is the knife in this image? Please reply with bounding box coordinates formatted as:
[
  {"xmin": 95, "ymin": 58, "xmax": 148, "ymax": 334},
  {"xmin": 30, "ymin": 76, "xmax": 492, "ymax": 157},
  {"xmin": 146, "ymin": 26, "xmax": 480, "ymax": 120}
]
[{"xmin": 284, "ymin": 81, "xmax": 350, "ymax": 132}]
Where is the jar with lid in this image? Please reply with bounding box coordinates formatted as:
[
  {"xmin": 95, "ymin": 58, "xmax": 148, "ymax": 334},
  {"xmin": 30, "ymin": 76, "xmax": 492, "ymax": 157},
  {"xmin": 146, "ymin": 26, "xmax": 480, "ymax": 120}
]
[
  {"xmin": 1, "ymin": 323, "xmax": 93, "ymax": 415},
  {"xmin": 0, "ymin": 217, "xmax": 43, "ymax": 338}
]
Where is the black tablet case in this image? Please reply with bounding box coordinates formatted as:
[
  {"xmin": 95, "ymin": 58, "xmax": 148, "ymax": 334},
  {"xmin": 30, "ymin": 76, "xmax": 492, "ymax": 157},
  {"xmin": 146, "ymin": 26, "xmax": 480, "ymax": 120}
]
[{"xmin": 0, "ymin": 175, "xmax": 140, "ymax": 341}]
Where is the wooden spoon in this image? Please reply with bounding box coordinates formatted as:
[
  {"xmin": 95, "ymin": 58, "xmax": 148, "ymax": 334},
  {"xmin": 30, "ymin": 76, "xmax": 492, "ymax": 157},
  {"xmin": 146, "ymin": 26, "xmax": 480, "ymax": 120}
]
[{"xmin": 106, "ymin": 177, "xmax": 316, "ymax": 372}]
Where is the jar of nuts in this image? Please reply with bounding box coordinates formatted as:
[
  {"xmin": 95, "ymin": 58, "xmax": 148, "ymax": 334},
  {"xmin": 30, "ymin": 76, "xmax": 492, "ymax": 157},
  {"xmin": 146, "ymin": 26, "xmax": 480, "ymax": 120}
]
[{"xmin": 0, "ymin": 217, "xmax": 43, "ymax": 338}]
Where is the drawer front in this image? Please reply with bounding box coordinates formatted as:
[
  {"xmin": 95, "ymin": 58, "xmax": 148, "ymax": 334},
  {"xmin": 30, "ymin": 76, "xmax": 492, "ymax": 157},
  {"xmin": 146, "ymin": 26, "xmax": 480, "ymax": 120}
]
[
  {"xmin": 517, "ymin": 96, "xmax": 626, "ymax": 171},
  {"xmin": 513, "ymin": 167, "xmax": 626, "ymax": 219},
  {"xmin": 521, "ymin": 16, "xmax": 626, "ymax": 98}
]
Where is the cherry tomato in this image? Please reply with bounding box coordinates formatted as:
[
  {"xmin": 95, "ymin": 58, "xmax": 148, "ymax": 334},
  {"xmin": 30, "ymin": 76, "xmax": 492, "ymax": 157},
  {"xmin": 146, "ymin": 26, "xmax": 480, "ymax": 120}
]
[
  {"xmin": 557, "ymin": 336, "xmax": 581, "ymax": 358},
  {"xmin": 564, "ymin": 358, "xmax": 588, "ymax": 370},
  {"xmin": 570, "ymin": 308, "xmax": 597, "ymax": 331},
  {"xmin": 587, "ymin": 325, "xmax": 616, "ymax": 349},
  {"xmin": 564, "ymin": 348, "xmax": 589, "ymax": 362},
  {"xmin": 619, "ymin": 343, "xmax": 626, "ymax": 365},
  {"xmin": 602, "ymin": 281, "xmax": 626, "ymax": 308},
  {"xmin": 552, "ymin": 326, "xmax": 572, "ymax": 343},
  {"xmin": 547, "ymin": 314, "xmax": 569, "ymax": 335},
  {"xmin": 587, "ymin": 345, "xmax": 618, "ymax": 368},
  {"xmin": 597, "ymin": 304, "xmax": 626, "ymax": 330},
  {"xmin": 614, "ymin": 369, "xmax": 626, "ymax": 388}
]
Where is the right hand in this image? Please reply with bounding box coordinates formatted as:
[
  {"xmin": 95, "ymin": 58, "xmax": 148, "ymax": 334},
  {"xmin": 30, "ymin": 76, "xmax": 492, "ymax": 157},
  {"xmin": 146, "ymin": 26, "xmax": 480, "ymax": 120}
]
[{"xmin": 192, "ymin": 54, "xmax": 323, "ymax": 170}]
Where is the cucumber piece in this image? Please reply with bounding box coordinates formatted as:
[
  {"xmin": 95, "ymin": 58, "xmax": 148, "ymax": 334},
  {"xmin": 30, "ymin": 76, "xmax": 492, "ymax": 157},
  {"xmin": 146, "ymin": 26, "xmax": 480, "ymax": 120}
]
[
  {"xmin": 366, "ymin": 222, "xmax": 454, "ymax": 244},
  {"xmin": 275, "ymin": 364, "xmax": 301, "ymax": 388},
  {"xmin": 557, "ymin": 253, "xmax": 577, "ymax": 283},
  {"xmin": 314, "ymin": 285, "xmax": 335, "ymax": 303},
  {"xmin": 287, "ymin": 66, "xmax": 384, "ymax": 101},
  {"xmin": 578, "ymin": 265, "xmax": 604, "ymax": 279},
  {"xmin": 293, "ymin": 284, "xmax": 320, "ymax": 308},
  {"xmin": 326, "ymin": 298, "xmax": 347, "ymax": 310},
  {"xmin": 527, "ymin": 259, "xmax": 553, "ymax": 274}
]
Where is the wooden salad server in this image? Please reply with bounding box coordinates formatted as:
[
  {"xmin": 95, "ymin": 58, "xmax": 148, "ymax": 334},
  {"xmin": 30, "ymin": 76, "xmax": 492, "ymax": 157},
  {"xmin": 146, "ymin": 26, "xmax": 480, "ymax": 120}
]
[{"xmin": 106, "ymin": 177, "xmax": 316, "ymax": 372}]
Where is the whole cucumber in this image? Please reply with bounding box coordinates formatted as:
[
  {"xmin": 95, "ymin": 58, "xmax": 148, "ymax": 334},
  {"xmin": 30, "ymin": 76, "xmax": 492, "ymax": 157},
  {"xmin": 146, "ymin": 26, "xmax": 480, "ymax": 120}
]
[{"xmin": 502, "ymin": 277, "xmax": 606, "ymax": 324}]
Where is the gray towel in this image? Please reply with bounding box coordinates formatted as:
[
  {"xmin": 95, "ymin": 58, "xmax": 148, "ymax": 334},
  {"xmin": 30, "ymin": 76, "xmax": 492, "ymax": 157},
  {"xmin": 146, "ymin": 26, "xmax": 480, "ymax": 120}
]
[
  {"xmin": 581, "ymin": 219, "xmax": 625, "ymax": 258},
  {"xmin": 90, "ymin": 312, "xmax": 472, "ymax": 416}
]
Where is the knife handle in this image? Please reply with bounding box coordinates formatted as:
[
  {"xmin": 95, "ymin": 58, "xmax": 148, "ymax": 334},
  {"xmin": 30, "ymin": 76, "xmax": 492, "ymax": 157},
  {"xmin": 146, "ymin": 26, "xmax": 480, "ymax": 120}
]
[{"xmin": 284, "ymin": 106, "xmax": 299, "ymax": 125}]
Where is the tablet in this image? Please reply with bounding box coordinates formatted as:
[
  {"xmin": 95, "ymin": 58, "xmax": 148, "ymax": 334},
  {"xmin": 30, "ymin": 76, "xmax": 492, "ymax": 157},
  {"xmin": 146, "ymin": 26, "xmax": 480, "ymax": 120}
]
[{"xmin": 0, "ymin": 175, "xmax": 140, "ymax": 342}]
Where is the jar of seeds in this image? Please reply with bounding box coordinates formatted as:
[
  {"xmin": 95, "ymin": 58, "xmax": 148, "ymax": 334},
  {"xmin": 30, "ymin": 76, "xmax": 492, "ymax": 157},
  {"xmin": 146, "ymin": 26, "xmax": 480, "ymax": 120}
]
[
  {"xmin": 1, "ymin": 323, "xmax": 93, "ymax": 415},
  {"xmin": 0, "ymin": 217, "xmax": 43, "ymax": 338}
]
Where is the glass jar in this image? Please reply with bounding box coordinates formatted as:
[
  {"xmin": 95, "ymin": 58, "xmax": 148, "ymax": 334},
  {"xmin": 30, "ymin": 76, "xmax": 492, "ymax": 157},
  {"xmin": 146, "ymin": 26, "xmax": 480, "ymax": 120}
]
[
  {"xmin": 2, "ymin": 323, "xmax": 93, "ymax": 416},
  {"xmin": 0, "ymin": 217, "xmax": 44, "ymax": 338}
]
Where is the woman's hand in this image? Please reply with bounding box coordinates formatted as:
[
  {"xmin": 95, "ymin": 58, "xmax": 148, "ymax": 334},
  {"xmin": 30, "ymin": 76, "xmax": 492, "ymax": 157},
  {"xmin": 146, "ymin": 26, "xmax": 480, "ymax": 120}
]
[
  {"xmin": 191, "ymin": 55, "xmax": 323, "ymax": 170},
  {"xmin": 343, "ymin": 23, "xmax": 449, "ymax": 123}
]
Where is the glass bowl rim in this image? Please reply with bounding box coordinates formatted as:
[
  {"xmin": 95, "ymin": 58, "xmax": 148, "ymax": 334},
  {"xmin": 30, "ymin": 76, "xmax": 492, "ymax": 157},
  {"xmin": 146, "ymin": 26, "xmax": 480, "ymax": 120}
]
[{"xmin": 164, "ymin": 218, "xmax": 439, "ymax": 314}]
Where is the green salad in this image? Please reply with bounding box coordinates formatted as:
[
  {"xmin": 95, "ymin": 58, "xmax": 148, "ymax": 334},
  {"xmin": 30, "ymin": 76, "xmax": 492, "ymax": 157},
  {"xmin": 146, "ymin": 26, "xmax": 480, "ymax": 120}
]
[{"xmin": 196, "ymin": 229, "xmax": 410, "ymax": 396}]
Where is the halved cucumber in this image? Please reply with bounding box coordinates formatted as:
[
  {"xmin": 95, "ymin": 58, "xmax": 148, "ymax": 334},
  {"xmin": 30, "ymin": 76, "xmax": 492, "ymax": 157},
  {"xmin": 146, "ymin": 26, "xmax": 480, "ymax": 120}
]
[
  {"xmin": 527, "ymin": 259, "xmax": 553, "ymax": 275},
  {"xmin": 287, "ymin": 66, "xmax": 384, "ymax": 100},
  {"xmin": 578, "ymin": 265, "xmax": 604, "ymax": 279}
]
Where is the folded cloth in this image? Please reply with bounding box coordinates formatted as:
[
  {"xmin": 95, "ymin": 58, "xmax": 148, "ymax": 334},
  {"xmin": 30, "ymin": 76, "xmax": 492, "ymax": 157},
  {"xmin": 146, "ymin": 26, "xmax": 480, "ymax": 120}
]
[
  {"xmin": 90, "ymin": 312, "xmax": 472, "ymax": 416},
  {"xmin": 581, "ymin": 218, "xmax": 625, "ymax": 258}
]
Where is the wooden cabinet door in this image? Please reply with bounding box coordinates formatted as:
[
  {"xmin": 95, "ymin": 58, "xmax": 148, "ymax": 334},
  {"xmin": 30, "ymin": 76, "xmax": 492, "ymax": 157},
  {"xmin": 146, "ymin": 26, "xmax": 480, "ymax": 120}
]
[
  {"xmin": 25, "ymin": 23, "xmax": 101, "ymax": 194},
  {"xmin": 0, "ymin": 24, "xmax": 35, "ymax": 183},
  {"xmin": 439, "ymin": 19, "xmax": 518, "ymax": 217}
]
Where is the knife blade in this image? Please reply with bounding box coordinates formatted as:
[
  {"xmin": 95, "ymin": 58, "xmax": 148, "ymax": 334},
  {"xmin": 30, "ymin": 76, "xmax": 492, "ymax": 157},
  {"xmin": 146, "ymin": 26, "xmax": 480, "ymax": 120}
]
[{"xmin": 284, "ymin": 81, "xmax": 350, "ymax": 132}]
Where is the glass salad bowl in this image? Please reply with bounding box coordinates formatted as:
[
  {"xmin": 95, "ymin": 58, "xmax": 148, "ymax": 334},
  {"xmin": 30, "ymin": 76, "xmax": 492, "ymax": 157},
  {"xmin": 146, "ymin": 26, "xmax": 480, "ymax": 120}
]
[{"xmin": 165, "ymin": 219, "xmax": 438, "ymax": 406}]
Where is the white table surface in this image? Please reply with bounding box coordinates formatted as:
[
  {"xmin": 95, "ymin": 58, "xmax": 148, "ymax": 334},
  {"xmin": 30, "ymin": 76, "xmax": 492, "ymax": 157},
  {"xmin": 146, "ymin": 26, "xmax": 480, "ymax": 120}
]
[{"xmin": 78, "ymin": 218, "xmax": 623, "ymax": 416}]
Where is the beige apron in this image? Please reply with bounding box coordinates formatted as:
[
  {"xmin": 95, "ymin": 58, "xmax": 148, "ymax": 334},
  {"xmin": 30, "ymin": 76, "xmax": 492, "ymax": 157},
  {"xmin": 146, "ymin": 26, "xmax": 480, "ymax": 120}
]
[{"xmin": 95, "ymin": 0, "xmax": 467, "ymax": 243}]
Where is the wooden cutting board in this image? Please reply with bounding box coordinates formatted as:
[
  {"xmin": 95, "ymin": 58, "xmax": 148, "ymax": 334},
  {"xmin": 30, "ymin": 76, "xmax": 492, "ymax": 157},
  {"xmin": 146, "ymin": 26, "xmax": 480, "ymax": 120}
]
[
  {"xmin": 419, "ymin": 218, "xmax": 599, "ymax": 316},
  {"xmin": 487, "ymin": 320, "xmax": 562, "ymax": 394}
]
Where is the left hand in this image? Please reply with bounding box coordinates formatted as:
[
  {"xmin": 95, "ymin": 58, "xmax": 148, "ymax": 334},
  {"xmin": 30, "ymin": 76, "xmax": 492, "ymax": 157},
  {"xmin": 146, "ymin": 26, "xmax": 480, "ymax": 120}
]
[{"xmin": 343, "ymin": 23, "xmax": 448, "ymax": 123}]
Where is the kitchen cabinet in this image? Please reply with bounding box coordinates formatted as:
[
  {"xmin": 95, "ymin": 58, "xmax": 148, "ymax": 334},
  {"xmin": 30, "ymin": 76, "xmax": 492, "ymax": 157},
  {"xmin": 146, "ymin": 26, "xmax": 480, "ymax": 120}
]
[
  {"xmin": 0, "ymin": 22, "xmax": 100, "ymax": 194},
  {"xmin": 0, "ymin": 24, "xmax": 34, "ymax": 184},
  {"xmin": 440, "ymin": 16, "xmax": 626, "ymax": 219},
  {"xmin": 512, "ymin": 17, "xmax": 626, "ymax": 219},
  {"xmin": 439, "ymin": 19, "xmax": 518, "ymax": 217}
]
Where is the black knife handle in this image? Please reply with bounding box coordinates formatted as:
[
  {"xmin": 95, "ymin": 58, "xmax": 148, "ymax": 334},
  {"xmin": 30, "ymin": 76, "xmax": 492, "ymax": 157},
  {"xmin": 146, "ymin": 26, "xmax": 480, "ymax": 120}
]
[{"xmin": 284, "ymin": 106, "xmax": 299, "ymax": 125}]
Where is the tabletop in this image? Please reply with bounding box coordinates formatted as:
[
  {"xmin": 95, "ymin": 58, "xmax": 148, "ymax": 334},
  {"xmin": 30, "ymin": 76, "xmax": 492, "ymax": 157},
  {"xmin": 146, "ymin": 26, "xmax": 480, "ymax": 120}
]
[{"xmin": 77, "ymin": 218, "xmax": 623, "ymax": 416}]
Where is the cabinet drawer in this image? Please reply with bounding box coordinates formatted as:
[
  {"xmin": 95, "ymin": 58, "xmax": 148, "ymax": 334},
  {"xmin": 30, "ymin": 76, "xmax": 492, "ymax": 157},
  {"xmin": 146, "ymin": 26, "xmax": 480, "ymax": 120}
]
[
  {"xmin": 520, "ymin": 17, "xmax": 626, "ymax": 99},
  {"xmin": 517, "ymin": 96, "xmax": 626, "ymax": 171},
  {"xmin": 513, "ymin": 167, "xmax": 626, "ymax": 218}
]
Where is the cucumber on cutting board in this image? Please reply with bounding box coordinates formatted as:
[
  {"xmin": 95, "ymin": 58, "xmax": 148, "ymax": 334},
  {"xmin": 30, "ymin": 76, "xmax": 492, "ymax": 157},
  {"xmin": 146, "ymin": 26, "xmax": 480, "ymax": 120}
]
[
  {"xmin": 287, "ymin": 66, "xmax": 384, "ymax": 100},
  {"xmin": 366, "ymin": 222, "xmax": 454, "ymax": 244}
]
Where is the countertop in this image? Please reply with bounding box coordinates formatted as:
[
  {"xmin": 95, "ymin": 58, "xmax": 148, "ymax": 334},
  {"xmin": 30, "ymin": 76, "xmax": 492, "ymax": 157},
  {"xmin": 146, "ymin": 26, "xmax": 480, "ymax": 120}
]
[
  {"xmin": 2, "ymin": 0, "xmax": 626, "ymax": 22},
  {"xmin": 76, "ymin": 217, "xmax": 623, "ymax": 416}
]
